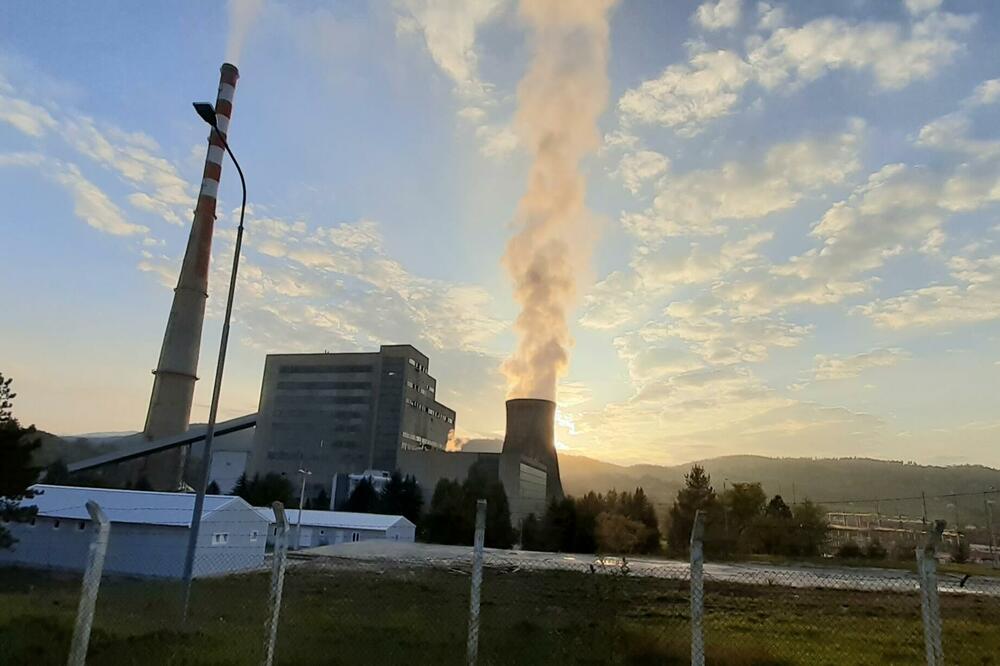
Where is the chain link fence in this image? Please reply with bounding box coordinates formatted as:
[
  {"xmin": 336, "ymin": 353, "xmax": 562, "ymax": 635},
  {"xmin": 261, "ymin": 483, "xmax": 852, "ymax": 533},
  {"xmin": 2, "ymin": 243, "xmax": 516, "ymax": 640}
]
[{"xmin": 2, "ymin": 500, "xmax": 1000, "ymax": 665}]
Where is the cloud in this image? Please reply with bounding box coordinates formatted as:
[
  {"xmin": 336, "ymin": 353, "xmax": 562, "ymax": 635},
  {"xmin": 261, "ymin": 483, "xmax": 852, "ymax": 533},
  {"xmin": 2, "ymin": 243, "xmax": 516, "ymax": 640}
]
[
  {"xmin": 394, "ymin": 0, "xmax": 506, "ymax": 100},
  {"xmin": 0, "ymin": 89, "xmax": 56, "ymax": 137},
  {"xmin": 916, "ymin": 78, "xmax": 1000, "ymax": 160},
  {"xmin": 579, "ymin": 270, "xmax": 644, "ymax": 330},
  {"xmin": 904, "ymin": 0, "xmax": 942, "ymax": 16},
  {"xmin": 813, "ymin": 348, "xmax": 908, "ymax": 380},
  {"xmin": 612, "ymin": 149, "xmax": 669, "ymax": 194},
  {"xmin": 52, "ymin": 163, "xmax": 149, "ymax": 237},
  {"xmin": 618, "ymin": 50, "xmax": 752, "ymax": 136},
  {"xmin": 694, "ymin": 0, "xmax": 742, "ymax": 31},
  {"xmin": 857, "ymin": 252, "xmax": 1000, "ymax": 329},
  {"xmin": 749, "ymin": 9, "xmax": 975, "ymax": 91},
  {"xmin": 623, "ymin": 120, "xmax": 863, "ymax": 238},
  {"xmin": 755, "ymin": 2, "xmax": 785, "ymax": 31}
]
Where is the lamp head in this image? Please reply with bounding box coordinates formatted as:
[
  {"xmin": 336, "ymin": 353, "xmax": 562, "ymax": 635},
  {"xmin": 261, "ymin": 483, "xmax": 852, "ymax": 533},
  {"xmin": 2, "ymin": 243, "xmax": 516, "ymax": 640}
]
[{"xmin": 193, "ymin": 102, "xmax": 217, "ymax": 127}]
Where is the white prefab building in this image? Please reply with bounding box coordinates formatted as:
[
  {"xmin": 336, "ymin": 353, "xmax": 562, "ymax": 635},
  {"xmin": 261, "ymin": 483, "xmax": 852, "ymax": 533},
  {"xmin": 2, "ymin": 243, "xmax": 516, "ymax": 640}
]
[
  {"xmin": 0, "ymin": 485, "xmax": 268, "ymax": 578},
  {"xmin": 255, "ymin": 508, "xmax": 416, "ymax": 549}
]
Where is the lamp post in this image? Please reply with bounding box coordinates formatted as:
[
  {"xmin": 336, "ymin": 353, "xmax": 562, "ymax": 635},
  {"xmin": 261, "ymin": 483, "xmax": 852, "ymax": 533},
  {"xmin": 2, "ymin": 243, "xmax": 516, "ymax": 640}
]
[
  {"xmin": 181, "ymin": 101, "xmax": 247, "ymax": 620},
  {"xmin": 295, "ymin": 468, "xmax": 313, "ymax": 550},
  {"xmin": 986, "ymin": 494, "xmax": 997, "ymax": 569}
]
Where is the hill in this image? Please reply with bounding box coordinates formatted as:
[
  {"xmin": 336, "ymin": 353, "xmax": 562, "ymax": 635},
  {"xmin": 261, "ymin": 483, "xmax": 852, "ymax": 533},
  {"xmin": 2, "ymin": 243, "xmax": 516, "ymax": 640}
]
[{"xmin": 559, "ymin": 453, "xmax": 1000, "ymax": 528}]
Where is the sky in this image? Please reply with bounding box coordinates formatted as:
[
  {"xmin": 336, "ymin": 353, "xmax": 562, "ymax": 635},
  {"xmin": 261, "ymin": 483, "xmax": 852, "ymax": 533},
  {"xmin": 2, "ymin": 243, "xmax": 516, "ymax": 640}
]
[{"xmin": 2, "ymin": 0, "xmax": 1000, "ymax": 468}]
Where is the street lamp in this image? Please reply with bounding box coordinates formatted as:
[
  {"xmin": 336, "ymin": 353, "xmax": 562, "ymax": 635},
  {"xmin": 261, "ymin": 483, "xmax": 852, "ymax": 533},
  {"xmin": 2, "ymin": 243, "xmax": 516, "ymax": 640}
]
[
  {"xmin": 181, "ymin": 101, "xmax": 247, "ymax": 619},
  {"xmin": 295, "ymin": 468, "xmax": 313, "ymax": 550}
]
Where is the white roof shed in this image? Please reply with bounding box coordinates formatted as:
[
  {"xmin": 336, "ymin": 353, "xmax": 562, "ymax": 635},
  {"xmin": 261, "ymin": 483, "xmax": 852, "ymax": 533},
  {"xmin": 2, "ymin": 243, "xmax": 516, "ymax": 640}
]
[
  {"xmin": 0, "ymin": 485, "xmax": 268, "ymax": 578},
  {"xmin": 253, "ymin": 508, "xmax": 416, "ymax": 547}
]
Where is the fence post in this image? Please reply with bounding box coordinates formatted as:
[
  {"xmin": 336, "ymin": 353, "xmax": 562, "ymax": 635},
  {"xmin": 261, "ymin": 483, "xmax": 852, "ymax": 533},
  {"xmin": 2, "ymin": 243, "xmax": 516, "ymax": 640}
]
[
  {"xmin": 262, "ymin": 501, "xmax": 289, "ymax": 666},
  {"xmin": 467, "ymin": 498, "xmax": 487, "ymax": 666},
  {"xmin": 690, "ymin": 510, "xmax": 706, "ymax": 666},
  {"xmin": 67, "ymin": 501, "xmax": 110, "ymax": 666},
  {"xmin": 917, "ymin": 519, "xmax": 945, "ymax": 666}
]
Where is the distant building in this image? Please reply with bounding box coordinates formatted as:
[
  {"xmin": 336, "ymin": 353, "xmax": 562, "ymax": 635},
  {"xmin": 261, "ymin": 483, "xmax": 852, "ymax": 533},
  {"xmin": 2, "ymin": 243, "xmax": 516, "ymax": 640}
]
[
  {"xmin": 254, "ymin": 507, "xmax": 416, "ymax": 548},
  {"xmin": 0, "ymin": 485, "xmax": 268, "ymax": 578},
  {"xmin": 247, "ymin": 345, "xmax": 456, "ymax": 502}
]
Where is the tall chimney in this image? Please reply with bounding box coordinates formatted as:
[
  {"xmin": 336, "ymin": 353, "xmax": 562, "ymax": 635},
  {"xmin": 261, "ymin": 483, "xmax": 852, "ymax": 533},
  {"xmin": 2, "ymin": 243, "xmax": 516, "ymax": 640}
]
[
  {"xmin": 501, "ymin": 398, "xmax": 564, "ymax": 500},
  {"xmin": 139, "ymin": 63, "xmax": 240, "ymax": 489}
]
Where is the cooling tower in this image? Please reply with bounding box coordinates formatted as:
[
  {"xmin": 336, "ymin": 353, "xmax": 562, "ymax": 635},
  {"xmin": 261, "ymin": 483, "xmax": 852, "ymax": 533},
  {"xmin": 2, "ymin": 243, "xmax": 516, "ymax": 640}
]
[
  {"xmin": 138, "ymin": 63, "xmax": 240, "ymax": 489},
  {"xmin": 501, "ymin": 398, "xmax": 564, "ymax": 500}
]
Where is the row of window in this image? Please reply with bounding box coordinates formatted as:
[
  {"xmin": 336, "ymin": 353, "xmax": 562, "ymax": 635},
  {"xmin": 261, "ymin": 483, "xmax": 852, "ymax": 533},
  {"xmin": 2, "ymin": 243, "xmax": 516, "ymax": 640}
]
[
  {"xmin": 277, "ymin": 381, "xmax": 372, "ymax": 390},
  {"xmin": 403, "ymin": 398, "xmax": 455, "ymax": 424},
  {"xmin": 404, "ymin": 379, "xmax": 436, "ymax": 396},
  {"xmin": 278, "ymin": 364, "xmax": 373, "ymax": 374},
  {"xmin": 274, "ymin": 395, "xmax": 369, "ymax": 405},
  {"xmin": 407, "ymin": 358, "xmax": 426, "ymax": 373},
  {"xmin": 272, "ymin": 409, "xmax": 366, "ymax": 419}
]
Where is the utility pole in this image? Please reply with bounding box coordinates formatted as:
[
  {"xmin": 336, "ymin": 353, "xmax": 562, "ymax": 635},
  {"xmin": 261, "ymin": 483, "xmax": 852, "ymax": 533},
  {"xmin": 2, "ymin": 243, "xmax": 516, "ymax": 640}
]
[
  {"xmin": 722, "ymin": 479, "xmax": 729, "ymax": 537},
  {"xmin": 985, "ymin": 493, "xmax": 997, "ymax": 569},
  {"xmin": 921, "ymin": 492, "xmax": 928, "ymax": 529},
  {"xmin": 294, "ymin": 468, "xmax": 312, "ymax": 550}
]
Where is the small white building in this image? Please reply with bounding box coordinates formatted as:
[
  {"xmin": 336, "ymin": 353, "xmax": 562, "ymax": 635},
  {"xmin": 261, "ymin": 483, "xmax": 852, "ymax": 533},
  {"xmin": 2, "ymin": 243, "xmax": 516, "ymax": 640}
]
[
  {"xmin": 0, "ymin": 485, "xmax": 268, "ymax": 578},
  {"xmin": 255, "ymin": 507, "xmax": 416, "ymax": 548}
]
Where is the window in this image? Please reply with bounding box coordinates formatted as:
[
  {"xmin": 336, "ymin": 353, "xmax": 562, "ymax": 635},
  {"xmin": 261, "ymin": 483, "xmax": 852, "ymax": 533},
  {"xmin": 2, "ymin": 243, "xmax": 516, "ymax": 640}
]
[
  {"xmin": 250, "ymin": 530, "xmax": 259, "ymax": 542},
  {"xmin": 352, "ymin": 532, "xmax": 360, "ymax": 542},
  {"xmin": 211, "ymin": 532, "xmax": 229, "ymax": 546},
  {"xmin": 29, "ymin": 517, "xmax": 36, "ymax": 527},
  {"xmin": 78, "ymin": 521, "xmax": 86, "ymax": 530},
  {"xmin": 53, "ymin": 520, "xmax": 60, "ymax": 529}
]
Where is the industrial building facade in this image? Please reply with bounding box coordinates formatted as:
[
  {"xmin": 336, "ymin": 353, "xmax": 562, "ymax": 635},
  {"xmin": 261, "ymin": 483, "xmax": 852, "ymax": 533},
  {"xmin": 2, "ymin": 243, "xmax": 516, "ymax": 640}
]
[{"xmin": 247, "ymin": 345, "xmax": 455, "ymax": 500}]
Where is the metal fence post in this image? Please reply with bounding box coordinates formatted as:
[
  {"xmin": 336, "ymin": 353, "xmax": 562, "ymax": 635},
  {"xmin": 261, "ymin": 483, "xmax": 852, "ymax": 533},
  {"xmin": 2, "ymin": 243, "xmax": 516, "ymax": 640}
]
[
  {"xmin": 690, "ymin": 510, "xmax": 706, "ymax": 666},
  {"xmin": 262, "ymin": 501, "xmax": 289, "ymax": 666},
  {"xmin": 467, "ymin": 499, "xmax": 487, "ymax": 666},
  {"xmin": 67, "ymin": 501, "xmax": 110, "ymax": 666},
  {"xmin": 917, "ymin": 519, "xmax": 945, "ymax": 666}
]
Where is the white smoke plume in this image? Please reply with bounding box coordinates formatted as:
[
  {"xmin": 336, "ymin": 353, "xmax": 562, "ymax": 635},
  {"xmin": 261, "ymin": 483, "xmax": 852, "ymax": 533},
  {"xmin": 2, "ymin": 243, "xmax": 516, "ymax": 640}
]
[
  {"xmin": 502, "ymin": 0, "xmax": 618, "ymax": 401},
  {"xmin": 225, "ymin": 0, "xmax": 265, "ymax": 65}
]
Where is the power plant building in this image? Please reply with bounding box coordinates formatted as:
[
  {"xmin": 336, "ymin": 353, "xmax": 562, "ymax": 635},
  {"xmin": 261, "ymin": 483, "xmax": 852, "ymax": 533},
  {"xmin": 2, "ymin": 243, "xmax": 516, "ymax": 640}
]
[{"xmin": 247, "ymin": 345, "xmax": 455, "ymax": 500}]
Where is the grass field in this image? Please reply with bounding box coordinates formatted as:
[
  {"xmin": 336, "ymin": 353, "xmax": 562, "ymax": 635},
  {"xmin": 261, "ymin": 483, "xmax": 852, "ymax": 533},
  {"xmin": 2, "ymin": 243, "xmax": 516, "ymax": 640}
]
[{"xmin": 1, "ymin": 560, "xmax": 998, "ymax": 665}]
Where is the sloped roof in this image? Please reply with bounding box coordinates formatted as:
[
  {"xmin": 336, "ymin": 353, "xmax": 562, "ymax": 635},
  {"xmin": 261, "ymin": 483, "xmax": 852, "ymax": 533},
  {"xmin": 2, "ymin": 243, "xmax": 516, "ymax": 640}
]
[
  {"xmin": 253, "ymin": 507, "xmax": 414, "ymax": 531},
  {"xmin": 26, "ymin": 485, "xmax": 264, "ymax": 528}
]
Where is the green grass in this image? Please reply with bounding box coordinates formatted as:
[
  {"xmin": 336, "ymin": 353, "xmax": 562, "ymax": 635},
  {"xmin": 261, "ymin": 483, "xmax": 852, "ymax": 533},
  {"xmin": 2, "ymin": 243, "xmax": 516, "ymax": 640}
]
[{"xmin": 0, "ymin": 562, "xmax": 998, "ymax": 665}]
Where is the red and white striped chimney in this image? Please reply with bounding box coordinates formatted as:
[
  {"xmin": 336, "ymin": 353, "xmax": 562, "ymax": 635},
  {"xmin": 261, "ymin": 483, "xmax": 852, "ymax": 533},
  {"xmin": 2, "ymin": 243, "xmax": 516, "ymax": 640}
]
[{"xmin": 139, "ymin": 63, "xmax": 240, "ymax": 489}]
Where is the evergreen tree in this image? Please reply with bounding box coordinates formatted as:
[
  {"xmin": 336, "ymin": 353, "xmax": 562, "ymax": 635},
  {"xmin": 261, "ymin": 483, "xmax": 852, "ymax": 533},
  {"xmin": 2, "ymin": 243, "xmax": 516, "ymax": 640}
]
[
  {"xmin": 0, "ymin": 373, "xmax": 41, "ymax": 549},
  {"xmin": 231, "ymin": 472, "xmax": 293, "ymax": 507},
  {"xmin": 43, "ymin": 459, "xmax": 71, "ymax": 485},
  {"xmin": 790, "ymin": 499, "xmax": 828, "ymax": 556},
  {"xmin": 309, "ymin": 487, "xmax": 330, "ymax": 510},
  {"xmin": 206, "ymin": 480, "xmax": 221, "ymax": 495},
  {"xmin": 520, "ymin": 513, "xmax": 543, "ymax": 550},
  {"xmin": 344, "ymin": 477, "xmax": 378, "ymax": 513},
  {"xmin": 541, "ymin": 497, "xmax": 578, "ymax": 552},
  {"xmin": 666, "ymin": 465, "xmax": 720, "ymax": 555},
  {"xmin": 765, "ymin": 494, "xmax": 792, "ymax": 519},
  {"xmin": 399, "ymin": 474, "xmax": 424, "ymax": 524},
  {"xmin": 425, "ymin": 478, "xmax": 467, "ymax": 544}
]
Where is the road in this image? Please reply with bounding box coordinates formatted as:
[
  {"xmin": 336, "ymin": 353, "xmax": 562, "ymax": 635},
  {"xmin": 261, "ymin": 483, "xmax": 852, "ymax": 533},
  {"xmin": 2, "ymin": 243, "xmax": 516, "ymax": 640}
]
[{"xmin": 299, "ymin": 540, "xmax": 1000, "ymax": 597}]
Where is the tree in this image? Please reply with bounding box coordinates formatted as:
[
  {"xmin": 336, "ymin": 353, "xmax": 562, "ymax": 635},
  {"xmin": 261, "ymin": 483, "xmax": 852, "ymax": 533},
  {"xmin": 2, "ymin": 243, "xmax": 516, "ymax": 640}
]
[
  {"xmin": 43, "ymin": 459, "xmax": 71, "ymax": 485},
  {"xmin": 622, "ymin": 487, "xmax": 661, "ymax": 553},
  {"xmin": 666, "ymin": 465, "xmax": 720, "ymax": 555},
  {"xmin": 595, "ymin": 512, "xmax": 646, "ymax": 554},
  {"xmin": 308, "ymin": 487, "xmax": 330, "ymax": 510},
  {"xmin": 765, "ymin": 495, "xmax": 792, "ymax": 519},
  {"xmin": 424, "ymin": 478, "xmax": 468, "ymax": 545},
  {"xmin": 0, "ymin": 373, "xmax": 41, "ymax": 549},
  {"xmin": 520, "ymin": 513, "xmax": 543, "ymax": 550},
  {"xmin": 952, "ymin": 539, "xmax": 971, "ymax": 564},
  {"xmin": 344, "ymin": 477, "xmax": 378, "ymax": 513},
  {"xmin": 541, "ymin": 497, "xmax": 578, "ymax": 552},
  {"xmin": 377, "ymin": 471, "xmax": 424, "ymax": 523},
  {"xmin": 231, "ymin": 472, "xmax": 293, "ymax": 507},
  {"xmin": 206, "ymin": 480, "xmax": 221, "ymax": 495},
  {"xmin": 790, "ymin": 499, "xmax": 828, "ymax": 556},
  {"xmin": 724, "ymin": 482, "xmax": 766, "ymax": 533}
]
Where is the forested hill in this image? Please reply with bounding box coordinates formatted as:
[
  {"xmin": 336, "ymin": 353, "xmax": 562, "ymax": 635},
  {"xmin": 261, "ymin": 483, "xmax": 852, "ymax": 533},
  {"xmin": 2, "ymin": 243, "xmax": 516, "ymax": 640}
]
[{"xmin": 559, "ymin": 454, "xmax": 1000, "ymax": 526}]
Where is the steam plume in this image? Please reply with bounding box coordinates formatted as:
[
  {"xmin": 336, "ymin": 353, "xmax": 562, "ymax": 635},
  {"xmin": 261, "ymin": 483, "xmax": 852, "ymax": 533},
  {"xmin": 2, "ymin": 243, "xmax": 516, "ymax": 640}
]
[
  {"xmin": 502, "ymin": 0, "xmax": 618, "ymax": 401},
  {"xmin": 225, "ymin": 0, "xmax": 265, "ymax": 64}
]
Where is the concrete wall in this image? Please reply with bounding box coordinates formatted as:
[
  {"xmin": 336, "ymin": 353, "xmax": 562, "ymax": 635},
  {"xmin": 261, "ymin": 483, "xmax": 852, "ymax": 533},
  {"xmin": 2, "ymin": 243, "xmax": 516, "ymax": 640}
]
[{"xmin": 0, "ymin": 509, "xmax": 267, "ymax": 579}]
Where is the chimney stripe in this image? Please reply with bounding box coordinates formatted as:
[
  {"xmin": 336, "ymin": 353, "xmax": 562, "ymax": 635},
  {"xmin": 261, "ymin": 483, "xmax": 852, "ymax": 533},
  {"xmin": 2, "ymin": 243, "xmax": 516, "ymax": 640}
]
[
  {"xmin": 218, "ymin": 83, "xmax": 236, "ymax": 104},
  {"xmin": 206, "ymin": 145, "xmax": 225, "ymax": 166},
  {"xmin": 215, "ymin": 115, "xmax": 230, "ymax": 135},
  {"xmin": 200, "ymin": 178, "xmax": 219, "ymax": 199}
]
